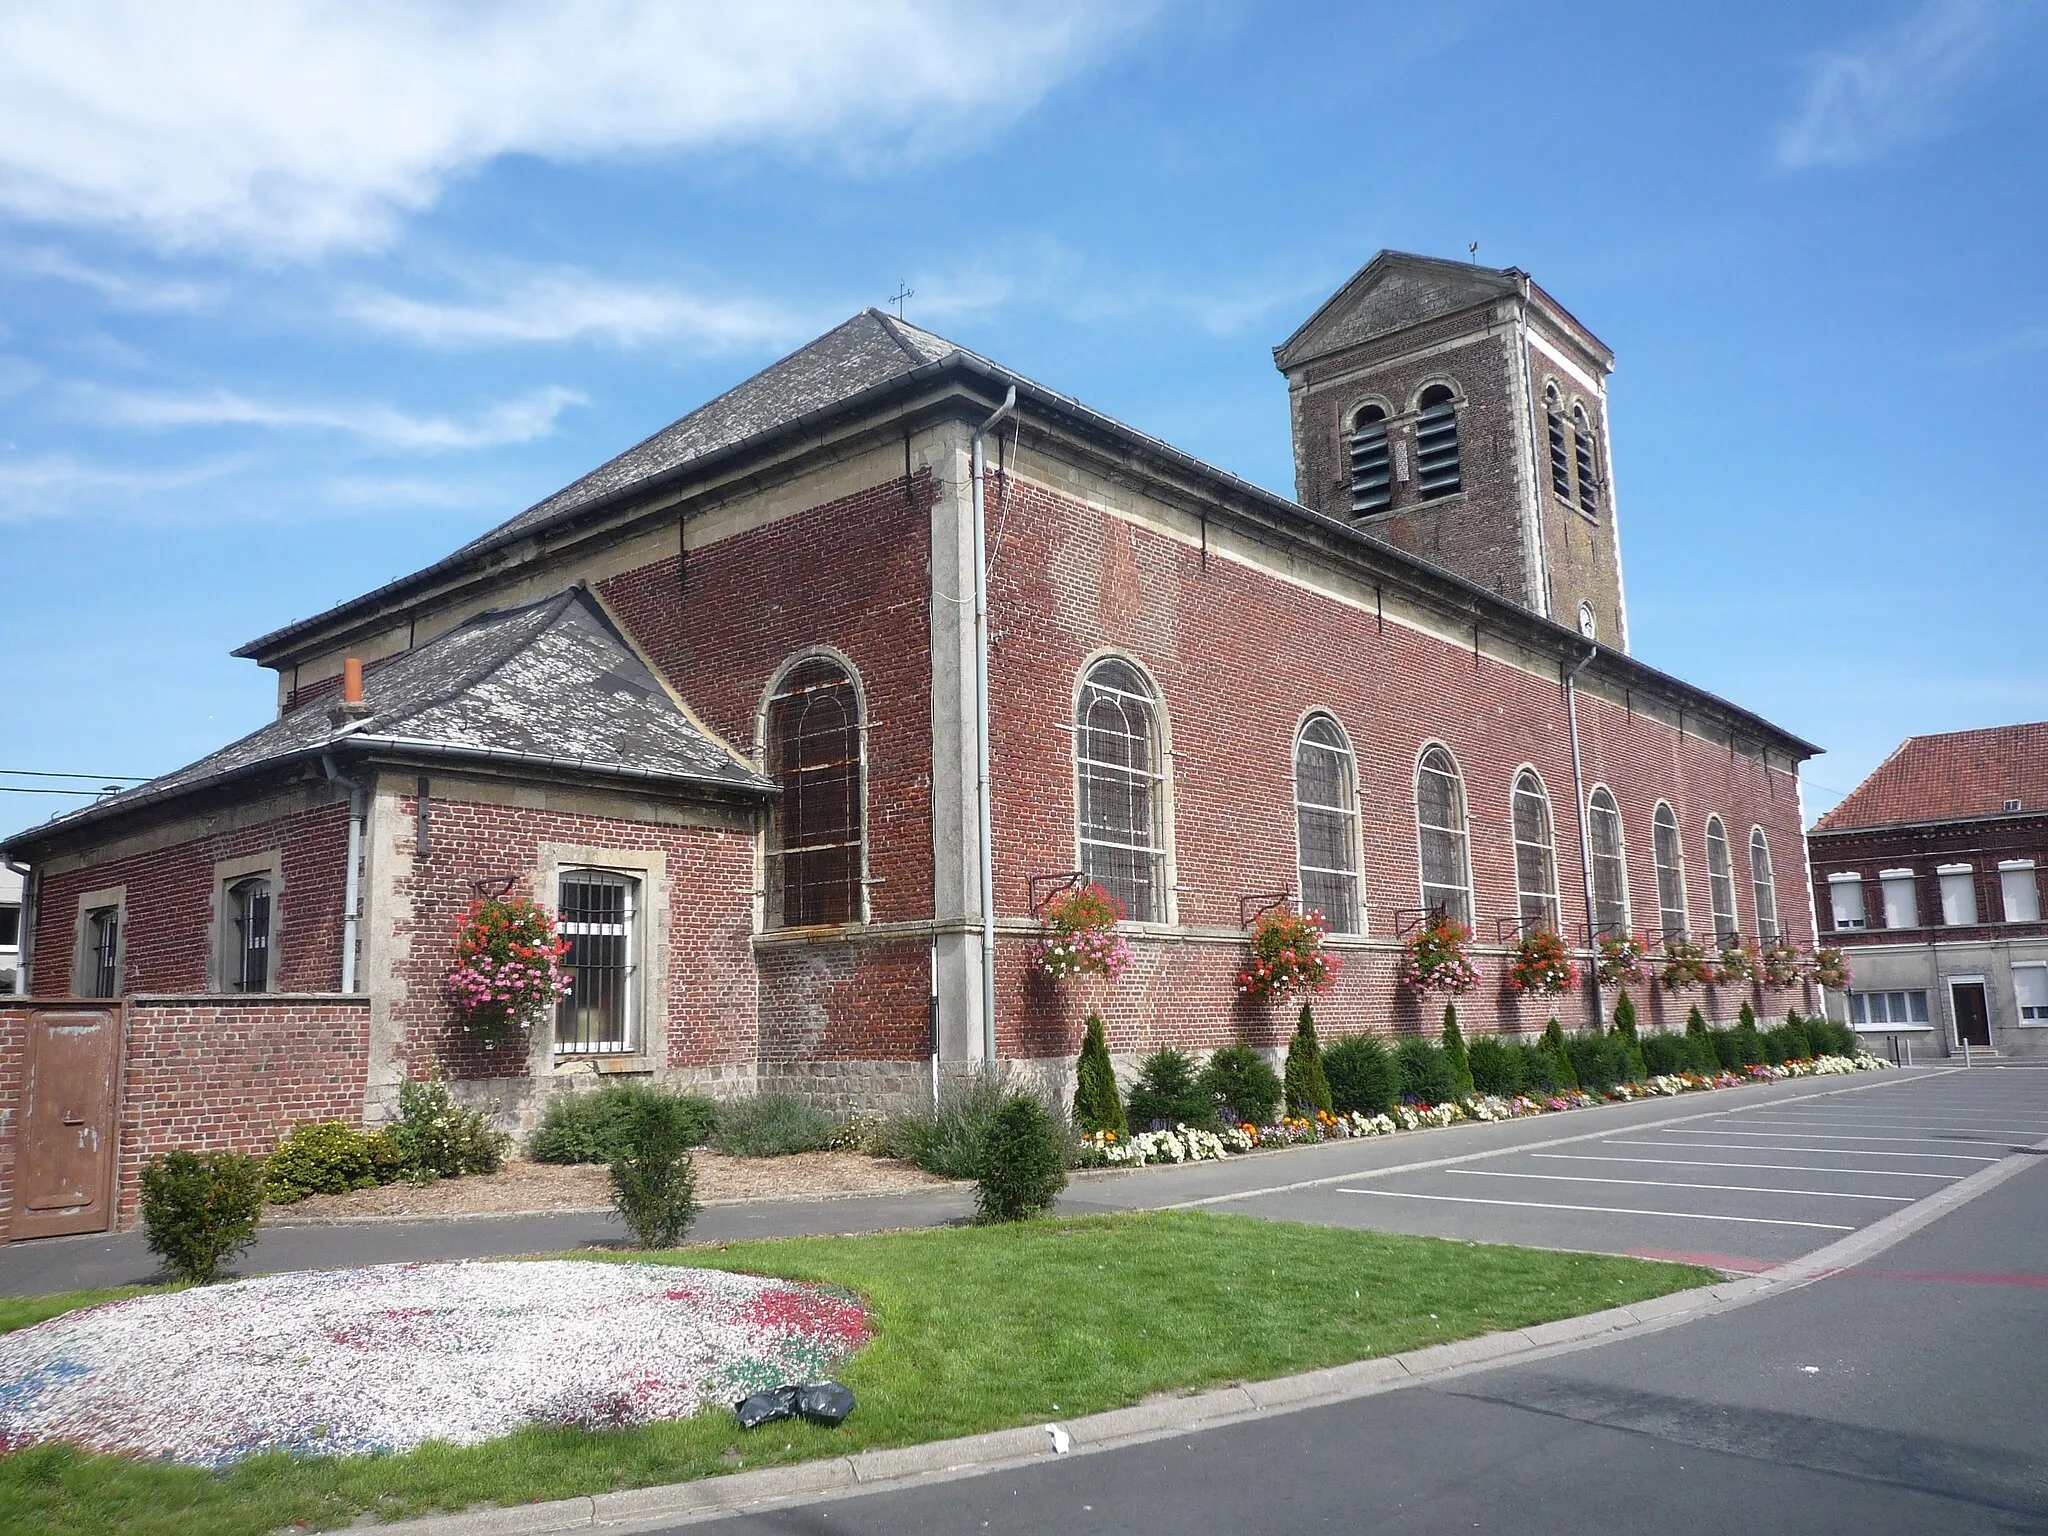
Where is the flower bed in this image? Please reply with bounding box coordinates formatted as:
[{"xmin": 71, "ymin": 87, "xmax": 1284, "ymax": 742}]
[{"xmin": 0, "ymin": 1261, "xmax": 870, "ymax": 1467}]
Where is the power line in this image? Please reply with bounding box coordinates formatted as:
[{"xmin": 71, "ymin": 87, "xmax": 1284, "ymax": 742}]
[
  {"xmin": 0, "ymin": 768, "xmax": 148, "ymax": 781},
  {"xmin": 0, "ymin": 785, "xmax": 119, "ymax": 796}
]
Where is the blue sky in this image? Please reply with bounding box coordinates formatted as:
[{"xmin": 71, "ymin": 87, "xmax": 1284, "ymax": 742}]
[{"xmin": 2, "ymin": 1, "xmax": 2044, "ymax": 835}]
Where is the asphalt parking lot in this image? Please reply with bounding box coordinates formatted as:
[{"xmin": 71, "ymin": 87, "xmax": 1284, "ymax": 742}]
[{"xmin": 1208, "ymin": 1066, "xmax": 2048, "ymax": 1269}]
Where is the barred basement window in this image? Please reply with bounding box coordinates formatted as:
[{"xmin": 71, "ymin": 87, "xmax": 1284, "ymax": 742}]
[
  {"xmin": 764, "ymin": 656, "xmax": 865, "ymax": 928},
  {"xmin": 1588, "ymin": 787, "xmax": 1629, "ymax": 937},
  {"xmin": 1415, "ymin": 385, "xmax": 1462, "ymax": 500},
  {"xmin": 1294, "ymin": 712, "xmax": 1361, "ymax": 934},
  {"xmin": 1705, "ymin": 816, "xmax": 1738, "ymax": 941},
  {"xmin": 1511, "ymin": 771, "xmax": 1561, "ymax": 933},
  {"xmin": 1750, "ymin": 827, "xmax": 1779, "ymax": 940},
  {"xmin": 1572, "ymin": 405, "xmax": 1600, "ymax": 516},
  {"xmin": 1416, "ymin": 745, "xmax": 1472, "ymax": 925},
  {"xmin": 1546, "ymin": 386, "xmax": 1571, "ymax": 501},
  {"xmin": 1349, "ymin": 405, "xmax": 1391, "ymax": 516},
  {"xmin": 226, "ymin": 876, "xmax": 272, "ymax": 992},
  {"xmin": 1652, "ymin": 803, "xmax": 1688, "ymax": 941},
  {"xmin": 556, "ymin": 870, "xmax": 638, "ymax": 1053},
  {"xmin": 1076, "ymin": 657, "xmax": 1167, "ymax": 923},
  {"xmin": 85, "ymin": 906, "xmax": 120, "ymax": 998}
]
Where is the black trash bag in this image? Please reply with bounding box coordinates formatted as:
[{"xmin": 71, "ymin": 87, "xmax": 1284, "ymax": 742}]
[
  {"xmin": 734, "ymin": 1386, "xmax": 799, "ymax": 1429},
  {"xmin": 795, "ymin": 1381, "xmax": 856, "ymax": 1426}
]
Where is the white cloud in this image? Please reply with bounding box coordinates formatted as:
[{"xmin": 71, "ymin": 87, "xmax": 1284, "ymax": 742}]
[
  {"xmin": 0, "ymin": 245, "xmax": 219, "ymax": 309},
  {"xmin": 0, "ymin": 452, "xmax": 249, "ymax": 520},
  {"xmin": 1776, "ymin": 0, "xmax": 2019, "ymax": 169},
  {"xmin": 341, "ymin": 267, "xmax": 802, "ymax": 349},
  {"xmin": 84, "ymin": 384, "xmax": 586, "ymax": 451},
  {"xmin": 0, "ymin": 2, "xmax": 1153, "ymax": 258}
]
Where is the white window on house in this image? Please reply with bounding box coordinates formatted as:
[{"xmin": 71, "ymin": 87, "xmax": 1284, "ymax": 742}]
[
  {"xmin": 1588, "ymin": 787, "xmax": 1629, "ymax": 938},
  {"xmin": 1881, "ymin": 869, "xmax": 1920, "ymax": 930},
  {"xmin": 2001, "ymin": 861, "xmax": 2040, "ymax": 923},
  {"xmin": 1572, "ymin": 405, "xmax": 1600, "ymax": 517},
  {"xmin": 1938, "ymin": 864, "xmax": 1979, "ymax": 927},
  {"xmin": 83, "ymin": 906, "xmax": 120, "ymax": 998},
  {"xmin": 0, "ymin": 902, "xmax": 19, "ymax": 950},
  {"xmin": 1294, "ymin": 713, "xmax": 1361, "ymax": 934},
  {"xmin": 2015, "ymin": 965, "xmax": 2048, "ymax": 1022},
  {"xmin": 1652, "ymin": 802, "xmax": 1688, "ymax": 941},
  {"xmin": 224, "ymin": 875, "xmax": 273, "ymax": 992},
  {"xmin": 1349, "ymin": 405, "xmax": 1392, "ymax": 516},
  {"xmin": 1415, "ymin": 385, "xmax": 1462, "ymax": 500},
  {"xmin": 1077, "ymin": 657, "xmax": 1168, "ymax": 923},
  {"xmin": 1704, "ymin": 816, "xmax": 1738, "ymax": 941},
  {"xmin": 1848, "ymin": 989, "xmax": 1931, "ymax": 1029},
  {"xmin": 1416, "ymin": 745, "xmax": 1472, "ymax": 925},
  {"xmin": 1546, "ymin": 386, "xmax": 1571, "ymax": 501},
  {"xmin": 764, "ymin": 656, "xmax": 865, "ymax": 929},
  {"xmin": 556, "ymin": 870, "xmax": 639, "ymax": 1054},
  {"xmin": 1828, "ymin": 873, "xmax": 1868, "ymax": 931},
  {"xmin": 1512, "ymin": 770, "xmax": 1561, "ymax": 933},
  {"xmin": 1750, "ymin": 827, "xmax": 1779, "ymax": 940}
]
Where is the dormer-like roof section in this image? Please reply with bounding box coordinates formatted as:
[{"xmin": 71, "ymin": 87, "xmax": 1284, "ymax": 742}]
[{"xmin": 1812, "ymin": 722, "xmax": 2048, "ymax": 832}]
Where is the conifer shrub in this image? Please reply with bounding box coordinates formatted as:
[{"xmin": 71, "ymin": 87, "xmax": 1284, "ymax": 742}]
[
  {"xmin": 1776, "ymin": 1018, "xmax": 1813, "ymax": 1061},
  {"xmin": 1395, "ymin": 1037, "xmax": 1457, "ymax": 1105},
  {"xmin": 1440, "ymin": 1004, "xmax": 1476, "ymax": 1097},
  {"xmin": 530, "ymin": 1083, "xmax": 718, "ymax": 1165},
  {"xmin": 1324, "ymin": 1034, "xmax": 1397, "ymax": 1116},
  {"xmin": 607, "ymin": 1094, "xmax": 701, "ymax": 1249},
  {"xmin": 1686, "ymin": 1006, "xmax": 1709, "ymax": 1037},
  {"xmin": 1804, "ymin": 1016, "xmax": 1857, "ymax": 1058},
  {"xmin": 1126, "ymin": 1048, "xmax": 1215, "ymax": 1129},
  {"xmin": 1738, "ymin": 1001, "xmax": 1758, "ymax": 1032},
  {"xmin": 140, "ymin": 1149, "xmax": 267, "ymax": 1283},
  {"xmin": 975, "ymin": 1091, "xmax": 1068, "ymax": 1223},
  {"xmin": 1284, "ymin": 1006, "xmax": 1334, "ymax": 1116},
  {"xmin": 1199, "ymin": 1045, "xmax": 1281, "ymax": 1126},
  {"xmin": 1467, "ymin": 1035, "xmax": 1524, "ymax": 1096},
  {"xmin": 1072, "ymin": 1012, "xmax": 1127, "ymax": 1135},
  {"xmin": 1761, "ymin": 1030, "xmax": 1789, "ymax": 1066},
  {"xmin": 1541, "ymin": 1018, "xmax": 1579, "ymax": 1090},
  {"xmin": 267, "ymin": 1121, "xmax": 383, "ymax": 1202},
  {"xmin": 1611, "ymin": 992, "xmax": 1648, "ymax": 1080}
]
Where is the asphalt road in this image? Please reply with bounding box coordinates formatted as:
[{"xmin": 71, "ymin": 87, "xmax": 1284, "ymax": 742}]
[{"xmin": 675, "ymin": 1074, "xmax": 2048, "ymax": 1536}]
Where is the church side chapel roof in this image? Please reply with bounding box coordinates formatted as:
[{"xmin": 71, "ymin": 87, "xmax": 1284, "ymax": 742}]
[
  {"xmin": 8, "ymin": 588, "xmax": 767, "ymax": 851},
  {"xmin": 1811, "ymin": 722, "xmax": 2048, "ymax": 833}
]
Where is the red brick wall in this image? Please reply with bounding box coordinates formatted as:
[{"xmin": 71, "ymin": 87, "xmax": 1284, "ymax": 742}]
[
  {"xmin": 756, "ymin": 938, "xmax": 931, "ymax": 1063},
  {"xmin": 0, "ymin": 1005, "xmax": 21, "ymax": 1242},
  {"xmin": 29, "ymin": 800, "xmax": 350, "ymax": 997}
]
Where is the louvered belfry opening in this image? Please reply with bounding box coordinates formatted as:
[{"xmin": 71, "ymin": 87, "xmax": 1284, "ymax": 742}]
[
  {"xmin": 1547, "ymin": 388, "xmax": 1571, "ymax": 501},
  {"xmin": 1415, "ymin": 385, "xmax": 1461, "ymax": 500},
  {"xmin": 1349, "ymin": 405, "xmax": 1391, "ymax": 515},
  {"xmin": 1573, "ymin": 406, "xmax": 1599, "ymax": 516},
  {"xmin": 556, "ymin": 870, "xmax": 637, "ymax": 1053},
  {"xmin": 765, "ymin": 657, "xmax": 864, "ymax": 929}
]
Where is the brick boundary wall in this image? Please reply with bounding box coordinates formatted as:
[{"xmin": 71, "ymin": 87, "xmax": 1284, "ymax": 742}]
[{"xmin": 0, "ymin": 1005, "xmax": 22, "ymax": 1243}]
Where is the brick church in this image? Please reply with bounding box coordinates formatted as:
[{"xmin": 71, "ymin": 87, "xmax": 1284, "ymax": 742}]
[{"xmin": 4, "ymin": 252, "xmax": 1822, "ymax": 1136}]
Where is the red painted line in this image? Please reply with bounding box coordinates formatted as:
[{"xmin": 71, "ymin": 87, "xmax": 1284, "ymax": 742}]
[
  {"xmin": 1625, "ymin": 1248, "xmax": 1773, "ymax": 1273},
  {"xmin": 1833, "ymin": 1268, "xmax": 2048, "ymax": 1288}
]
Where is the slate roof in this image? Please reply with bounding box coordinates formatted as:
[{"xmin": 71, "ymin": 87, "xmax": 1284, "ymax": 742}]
[
  {"xmin": 1812, "ymin": 722, "xmax": 2048, "ymax": 832},
  {"xmin": 7, "ymin": 588, "xmax": 767, "ymax": 852}
]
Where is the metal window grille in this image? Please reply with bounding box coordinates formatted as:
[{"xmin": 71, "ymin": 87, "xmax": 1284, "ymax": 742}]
[
  {"xmin": 1416, "ymin": 747, "xmax": 1471, "ymax": 924},
  {"xmin": 556, "ymin": 871, "xmax": 637, "ymax": 1053},
  {"xmin": 1294, "ymin": 713, "xmax": 1360, "ymax": 933},
  {"xmin": 87, "ymin": 906, "xmax": 119, "ymax": 998},
  {"xmin": 1750, "ymin": 829, "xmax": 1779, "ymax": 940},
  {"xmin": 1547, "ymin": 395, "xmax": 1571, "ymax": 501},
  {"xmin": 765, "ymin": 659, "xmax": 863, "ymax": 929},
  {"xmin": 1652, "ymin": 805, "xmax": 1687, "ymax": 941},
  {"xmin": 1415, "ymin": 387, "xmax": 1461, "ymax": 500},
  {"xmin": 229, "ymin": 877, "xmax": 271, "ymax": 992},
  {"xmin": 1349, "ymin": 407, "xmax": 1391, "ymax": 515},
  {"xmin": 1589, "ymin": 789, "xmax": 1629, "ymax": 936},
  {"xmin": 1512, "ymin": 771, "xmax": 1560, "ymax": 933},
  {"xmin": 1076, "ymin": 658, "xmax": 1165, "ymax": 923},
  {"xmin": 1705, "ymin": 817, "xmax": 1738, "ymax": 941},
  {"xmin": 1573, "ymin": 408, "xmax": 1599, "ymax": 516}
]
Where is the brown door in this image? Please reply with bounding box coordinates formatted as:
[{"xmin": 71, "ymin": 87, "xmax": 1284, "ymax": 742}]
[
  {"xmin": 1952, "ymin": 982, "xmax": 1992, "ymax": 1049},
  {"xmin": 14, "ymin": 1005, "xmax": 123, "ymax": 1240}
]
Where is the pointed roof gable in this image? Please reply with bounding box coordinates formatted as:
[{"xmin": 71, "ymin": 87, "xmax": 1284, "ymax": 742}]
[
  {"xmin": 1273, "ymin": 250, "xmax": 1523, "ymax": 371},
  {"xmin": 1812, "ymin": 722, "xmax": 2048, "ymax": 832}
]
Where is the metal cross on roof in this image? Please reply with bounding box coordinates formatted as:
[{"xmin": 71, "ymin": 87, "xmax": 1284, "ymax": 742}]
[{"xmin": 889, "ymin": 282, "xmax": 913, "ymax": 319}]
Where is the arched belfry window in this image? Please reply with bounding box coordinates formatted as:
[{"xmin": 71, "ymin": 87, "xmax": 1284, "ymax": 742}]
[
  {"xmin": 1416, "ymin": 745, "xmax": 1472, "ymax": 924},
  {"xmin": 1512, "ymin": 770, "xmax": 1560, "ymax": 933},
  {"xmin": 764, "ymin": 656, "xmax": 865, "ymax": 928},
  {"xmin": 1572, "ymin": 405, "xmax": 1600, "ymax": 516},
  {"xmin": 1705, "ymin": 816, "xmax": 1738, "ymax": 941},
  {"xmin": 1416, "ymin": 385, "xmax": 1462, "ymax": 500},
  {"xmin": 1076, "ymin": 657, "xmax": 1167, "ymax": 922},
  {"xmin": 1652, "ymin": 803, "xmax": 1688, "ymax": 941},
  {"xmin": 1349, "ymin": 405, "xmax": 1391, "ymax": 515},
  {"xmin": 1546, "ymin": 385, "xmax": 1571, "ymax": 501},
  {"xmin": 1295, "ymin": 713, "xmax": 1361, "ymax": 933},
  {"xmin": 1750, "ymin": 827, "xmax": 1780, "ymax": 940},
  {"xmin": 1588, "ymin": 787, "xmax": 1629, "ymax": 937}
]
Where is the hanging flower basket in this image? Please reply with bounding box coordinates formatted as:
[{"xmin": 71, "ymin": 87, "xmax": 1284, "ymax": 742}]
[
  {"xmin": 1402, "ymin": 915, "xmax": 1479, "ymax": 996},
  {"xmin": 1658, "ymin": 936, "xmax": 1713, "ymax": 990},
  {"xmin": 1237, "ymin": 906, "xmax": 1339, "ymax": 1002},
  {"xmin": 1506, "ymin": 927, "xmax": 1578, "ymax": 995},
  {"xmin": 1033, "ymin": 883, "xmax": 1135, "ymax": 982},
  {"xmin": 1803, "ymin": 944, "xmax": 1851, "ymax": 991},
  {"xmin": 446, "ymin": 896, "xmax": 571, "ymax": 1048},
  {"xmin": 1595, "ymin": 931, "xmax": 1647, "ymax": 986},
  {"xmin": 1760, "ymin": 936, "xmax": 1802, "ymax": 988},
  {"xmin": 1714, "ymin": 938, "xmax": 1761, "ymax": 987}
]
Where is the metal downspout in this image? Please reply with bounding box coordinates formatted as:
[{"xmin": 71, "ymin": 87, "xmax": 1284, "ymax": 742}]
[
  {"xmin": 971, "ymin": 386, "xmax": 1018, "ymax": 1068},
  {"xmin": 1565, "ymin": 643, "xmax": 1601, "ymax": 1026}
]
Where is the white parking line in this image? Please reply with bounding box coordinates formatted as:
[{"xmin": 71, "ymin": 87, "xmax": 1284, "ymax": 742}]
[
  {"xmin": 1449, "ymin": 1169, "xmax": 1912, "ymax": 1201},
  {"xmin": 1334, "ymin": 1189, "xmax": 1854, "ymax": 1230},
  {"xmin": 1652, "ymin": 1129, "xmax": 2014, "ymax": 1147},
  {"xmin": 1530, "ymin": 1153, "xmax": 1959, "ymax": 1179},
  {"xmin": 1595, "ymin": 1140, "xmax": 2000, "ymax": 1162},
  {"xmin": 1734, "ymin": 1119, "xmax": 2048, "ymax": 1135}
]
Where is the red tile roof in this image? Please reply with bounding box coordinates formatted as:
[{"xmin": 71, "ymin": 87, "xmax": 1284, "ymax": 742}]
[{"xmin": 1814, "ymin": 722, "xmax": 2048, "ymax": 831}]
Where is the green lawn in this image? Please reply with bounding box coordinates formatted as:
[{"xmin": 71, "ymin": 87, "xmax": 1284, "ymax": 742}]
[{"xmin": 0, "ymin": 1212, "xmax": 1715, "ymax": 1535}]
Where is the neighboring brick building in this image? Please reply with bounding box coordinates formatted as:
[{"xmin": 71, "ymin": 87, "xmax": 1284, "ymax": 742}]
[
  {"xmin": 1808, "ymin": 723, "xmax": 2048, "ymax": 1061},
  {"xmin": 3, "ymin": 250, "xmax": 1824, "ymax": 1146}
]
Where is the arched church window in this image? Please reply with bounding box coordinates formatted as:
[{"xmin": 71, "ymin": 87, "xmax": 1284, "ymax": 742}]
[{"xmin": 764, "ymin": 656, "xmax": 865, "ymax": 928}]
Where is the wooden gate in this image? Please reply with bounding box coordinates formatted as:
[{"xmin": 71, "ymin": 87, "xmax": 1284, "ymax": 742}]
[{"xmin": 11, "ymin": 1002, "xmax": 124, "ymax": 1240}]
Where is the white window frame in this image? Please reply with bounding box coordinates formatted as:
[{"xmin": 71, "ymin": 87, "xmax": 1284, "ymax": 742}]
[
  {"xmin": 2012, "ymin": 963, "xmax": 2048, "ymax": 1024},
  {"xmin": 1937, "ymin": 863, "xmax": 1979, "ymax": 927},
  {"xmin": 1704, "ymin": 815, "xmax": 1739, "ymax": 941},
  {"xmin": 1880, "ymin": 868, "xmax": 1919, "ymax": 931},
  {"xmin": 1414, "ymin": 742, "xmax": 1474, "ymax": 926},
  {"xmin": 2000, "ymin": 860, "xmax": 2040, "ymax": 923},
  {"xmin": 1828, "ymin": 871, "xmax": 1868, "ymax": 931},
  {"xmin": 1587, "ymin": 785, "xmax": 1630, "ymax": 938},
  {"xmin": 1293, "ymin": 711, "xmax": 1363, "ymax": 934},
  {"xmin": 1848, "ymin": 988, "xmax": 1933, "ymax": 1032},
  {"xmin": 1073, "ymin": 653, "xmax": 1174, "ymax": 925},
  {"xmin": 1749, "ymin": 827, "xmax": 1779, "ymax": 940},
  {"xmin": 1511, "ymin": 767, "xmax": 1562, "ymax": 933},
  {"xmin": 1651, "ymin": 801, "xmax": 1688, "ymax": 941}
]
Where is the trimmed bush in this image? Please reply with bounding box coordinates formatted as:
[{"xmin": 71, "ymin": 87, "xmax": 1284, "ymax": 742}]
[
  {"xmin": 140, "ymin": 1149, "xmax": 266, "ymax": 1283},
  {"xmin": 713, "ymin": 1094, "xmax": 840, "ymax": 1157},
  {"xmin": 975, "ymin": 1091, "xmax": 1069, "ymax": 1222},
  {"xmin": 1072, "ymin": 1013, "xmax": 1126, "ymax": 1136},
  {"xmin": 1804, "ymin": 1016, "xmax": 1858, "ymax": 1058},
  {"xmin": 385, "ymin": 1078, "xmax": 510, "ymax": 1183},
  {"xmin": 1776, "ymin": 1018, "xmax": 1813, "ymax": 1061},
  {"xmin": 1516, "ymin": 1040, "xmax": 1564, "ymax": 1094},
  {"xmin": 1611, "ymin": 992, "xmax": 1648, "ymax": 1080},
  {"xmin": 1541, "ymin": 1018, "xmax": 1580, "ymax": 1090},
  {"xmin": 1440, "ymin": 1005, "xmax": 1476, "ymax": 1097},
  {"xmin": 1640, "ymin": 1032, "xmax": 1688, "ymax": 1076},
  {"xmin": 1284, "ymin": 1006, "xmax": 1334, "ymax": 1117},
  {"xmin": 1738, "ymin": 1000, "xmax": 1758, "ymax": 1031},
  {"xmin": 607, "ymin": 1095, "xmax": 700, "ymax": 1249},
  {"xmin": 886, "ymin": 1075, "xmax": 1009, "ymax": 1178},
  {"xmin": 1325, "ymin": 1034, "xmax": 1397, "ymax": 1116},
  {"xmin": 267, "ymin": 1121, "xmax": 381, "ymax": 1203},
  {"xmin": 530, "ymin": 1084, "xmax": 717, "ymax": 1165},
  {"xmin": 1200, "ymin": 1045, "xmax": 1281, "ymax": 1126},
  {"xmin": 1468, "ymin": 1035, "xmax": 1524, "ymax": 1096},
  {"xmin": 1127, "ymin": 1048, "xmax": 1215, "ymax": 1129},
  {"xmin": 1395, "ymin": 1037, "xmax": 1457, "ymax": 1106}
]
